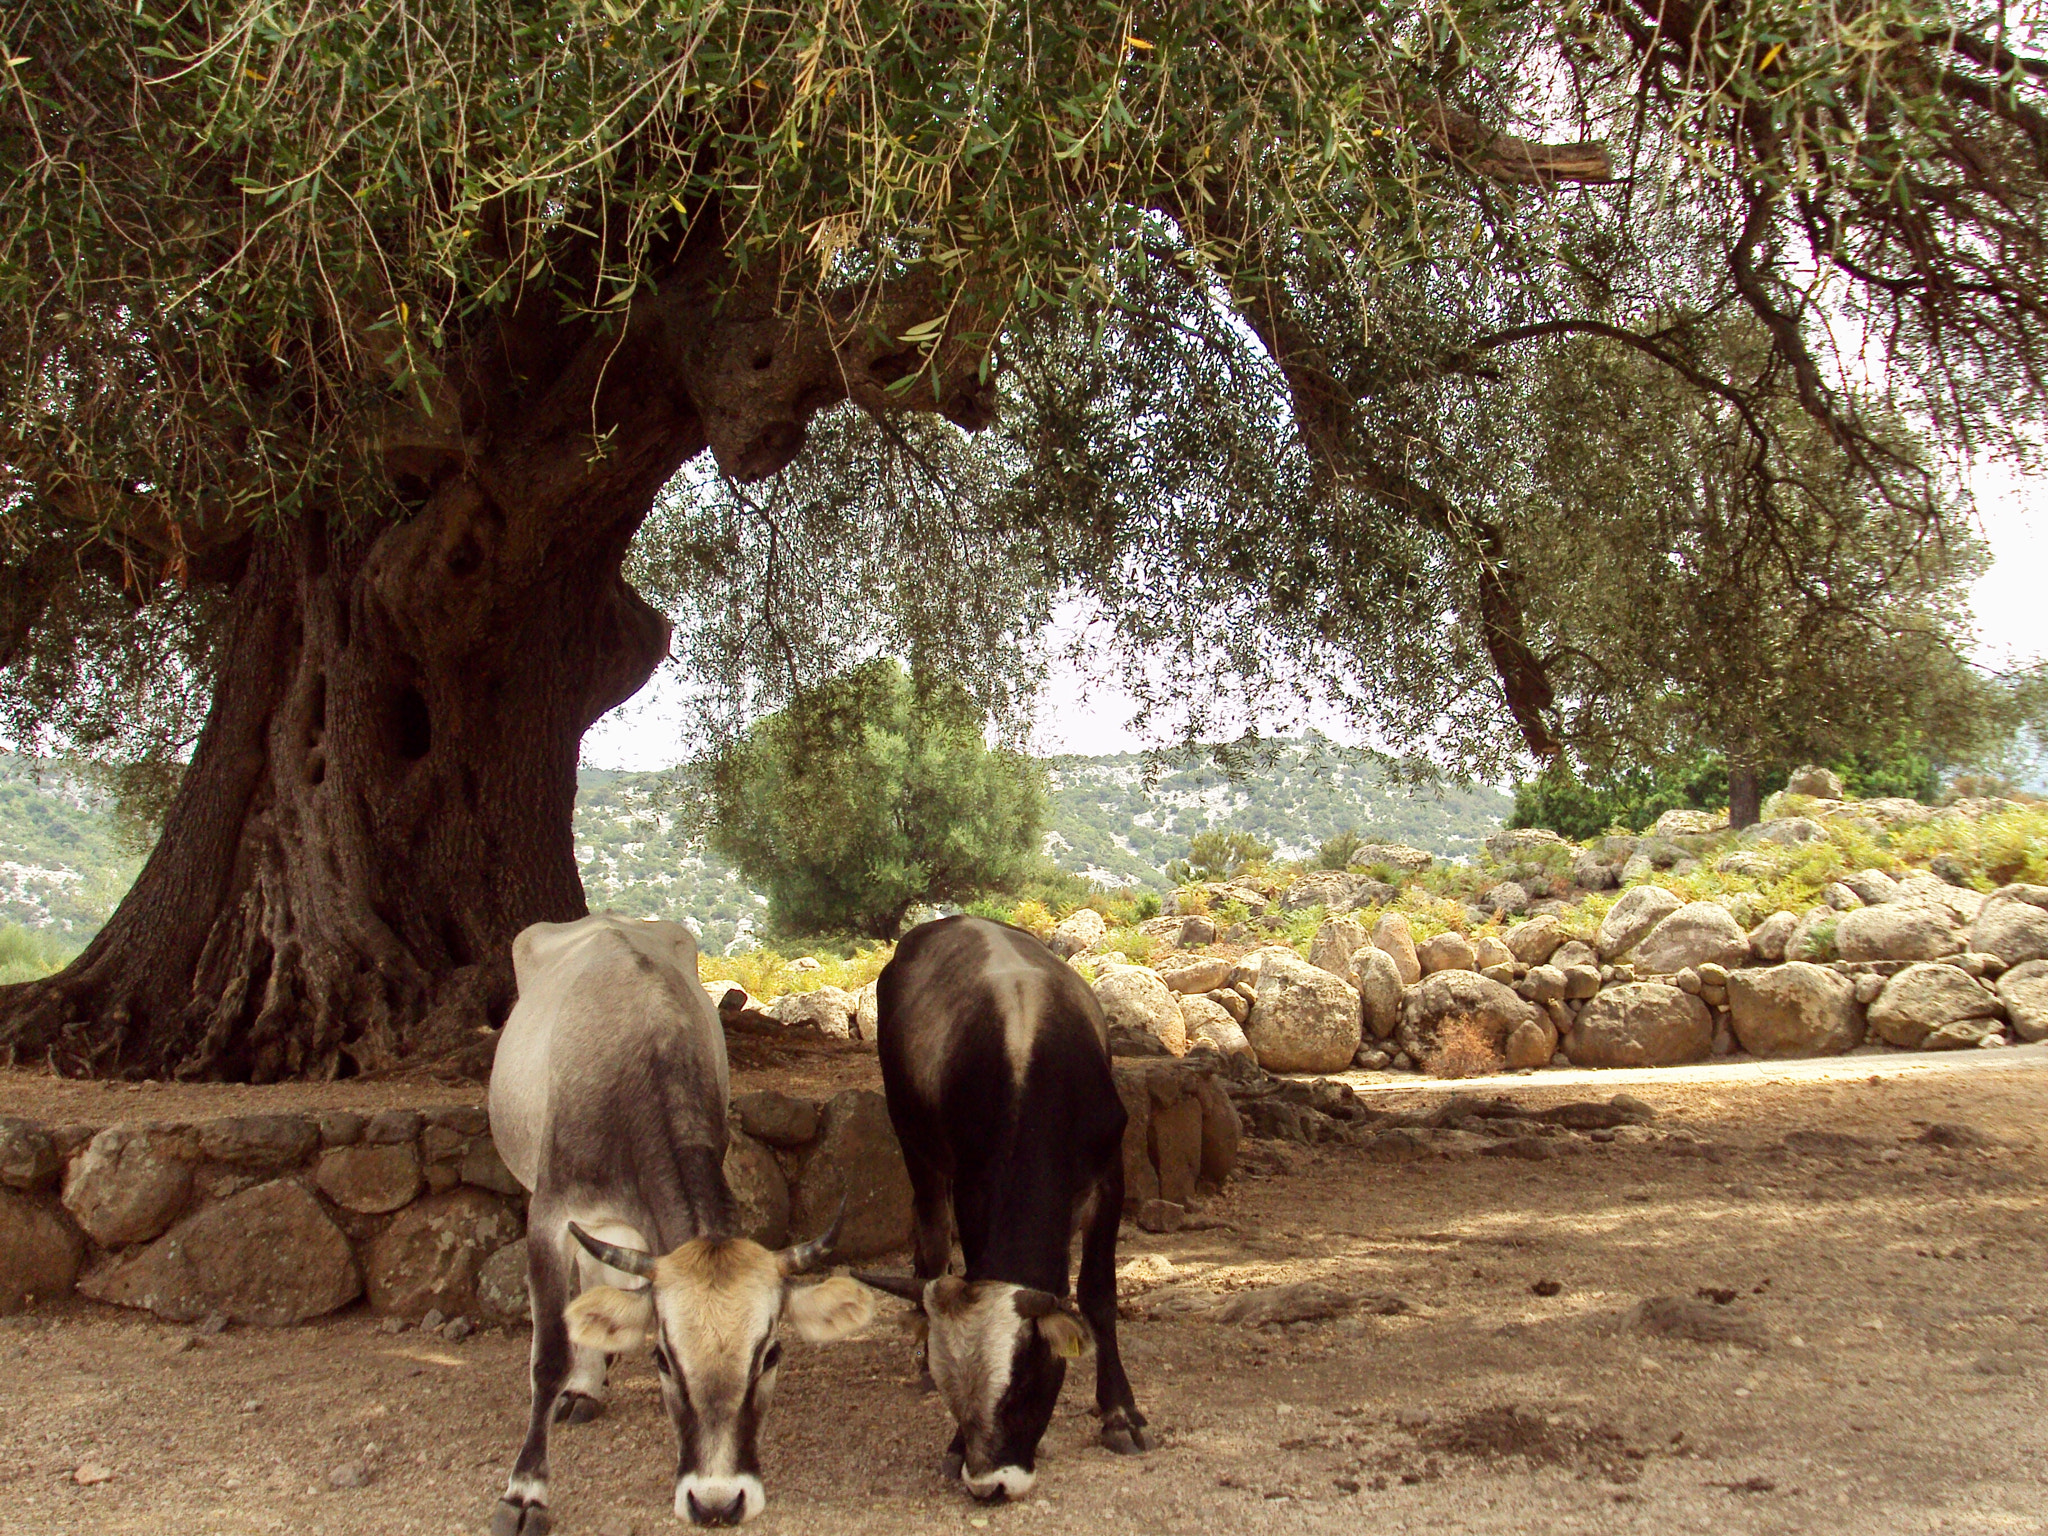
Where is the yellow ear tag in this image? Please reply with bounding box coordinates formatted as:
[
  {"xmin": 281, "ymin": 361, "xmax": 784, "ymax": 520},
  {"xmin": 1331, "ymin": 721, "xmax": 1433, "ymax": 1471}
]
[{"xmin": 1053, "ymin": 1332, "xmax": 1084, "ymax": 1359}]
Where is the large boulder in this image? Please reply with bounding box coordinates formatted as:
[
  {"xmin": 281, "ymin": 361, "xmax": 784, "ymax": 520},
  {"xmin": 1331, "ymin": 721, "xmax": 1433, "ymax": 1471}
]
[
  {"xmin": 1650, "ymin": 808, "xmax": 1727, "ymax": 837},
  {"xmin": 82, "ymin": 1179, "xmax": 360, "ymax": 1326},
  {"xmin": 1997, "ymin": 960, "xmax": 2048, "ymax": 1043},
  {"xmin": 724, "ymin": 1130, "xmax": 791, "ymax": 1248},
  {"xmin": 1353, "ymin": 843, "xmax": 1435, "ymax": 874},
  {"xmin": 1244, "ymin": 950, "xmax": 1363, "ymax": 1073},
  {"xmin": 1895, "ymin": 874, "xmax": 1985, "ymax": 924},
  {"xmin": 1370, "ymin": 912, "xmax": 1422, "ymax": 984},
  {"xmin": 1566, "ymin": 984, "xmax": 1713, "ymax": 1068},
  {"xmin": 1346, "ymin": 944, "xmax": 1404, "ymax": 1040},
  {"xmin": 1416, "ymin": 931, "xmax": 1476, "ymax": 975},
  {"xmin": 1972, "ymin": 886, "xmax": 2048, "ymax": 967},
  {"xmin": 1597, "ymin": 886, "xmax": 1685, "ymax": 961},
  {"xmin": 365, "ymin": 1187, "xmax": 523, "ymax": 1318},
  {"xmin": 1839, "ymin": 868, "xmax": 1902, "ymax": 906},
  {"xmin": 1727, "ymin": 963, "xmax": 1863, "ymax": 1058},
  {"xmin": 853, "ymin": 981, "xmax": 880, "ymax": 1042},
  {"xmin": 0, "ymin": 1116, "xmax": 58, "ymax": 1192},
  {"xmin": 1629, "ymin": 902, "xmax": 1751, "ymax": 975},
  {"xmin": 733, "ymin": 1090, "xmax": 820, "ymax": 1148},
  {"xmin": 790, "ymin": 1090, "xmax": 914, "ymax": 1261},
  {"xmin": 195, "ymin": 1115, "xmax": 319, "ymax": 1169},
  {"xmin": 1784, "ymin": 764, "xmax": 1845, "ymax": 799},
  {"xmin": 1501, "ymin": 916, "xmax": 1566, "ymax": 966},
  {"xmin": 474, "ymin": 1238, "xmax": 529, "ymax": 1323},
  {"xmin": 62, "ymin": 1126, "xmax": 198, "ymax": 1248},
  {"xmin": 0, "ymin": 1189, "xmax": 83, "ymax": 1313},
  {"xmin": 1867, "ymin": 963, "xmax": 2005, "ymax": 1050},
  {"xmin": 1396, "ymin": 971, "xmax": 1539, "ymax": 1075},
  {"xmin": 1279, "ymin": 873, "xmax": 1395, "ymax": 913},
  {"xmin": 1308, "ymin": 915, "xmax": 1370, "ymax": 978},
  {"xmin": 1834, "ymin": 902, "xmax": 1965, "ymax": 963},
  {"xmin": 1158, "ymin": 957, "xmax": 1232, "ymax": 995},
  {"xmin": 1747, "ymin": 910, "xmax": 1799, "ymax": 962},
  {"xmin": 1745, "ymin": 816, "xmax": 1828, "ymax": 848},
  {"xmin": 1093, "ymin": 966, "xmax": 1188, "ymax": 1055},
  {"xmin": 1504, "ymin": 1017, "xmax": 1559, "ymax": 1069},
  {"xmin": 1180, "ymin": 996, "xmax": 1254, "ymax": 1061},
  {"xmin": 313, "ymin": 1143, "xmax": 422, "ymax": 1214},
  {"xmin": 768, "ymin": 986, "xmax": 858, "ymax": 1038},
  {"xmin": 1049, "ymin": 908, "xmax": 1109, "ymax": 958}
]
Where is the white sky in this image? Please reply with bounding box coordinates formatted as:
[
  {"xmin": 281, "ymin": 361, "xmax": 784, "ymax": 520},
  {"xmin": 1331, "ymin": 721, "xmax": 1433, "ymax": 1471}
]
[{"xmin": 581, "ymin": 462, "xmax": 2048, "ymax": 772}]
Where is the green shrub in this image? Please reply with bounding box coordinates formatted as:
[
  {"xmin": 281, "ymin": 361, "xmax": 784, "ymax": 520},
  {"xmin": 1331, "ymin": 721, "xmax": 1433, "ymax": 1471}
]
[{"xmin": 0, "ymin": 924, "xmax": 74, "ymax": 986}]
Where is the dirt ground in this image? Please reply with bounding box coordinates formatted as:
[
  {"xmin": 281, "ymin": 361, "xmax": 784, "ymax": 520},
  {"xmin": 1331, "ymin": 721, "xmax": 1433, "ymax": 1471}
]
[{"xmin": 3, "ymin": 1051, "xmax": 2045, "ymax": 1536}]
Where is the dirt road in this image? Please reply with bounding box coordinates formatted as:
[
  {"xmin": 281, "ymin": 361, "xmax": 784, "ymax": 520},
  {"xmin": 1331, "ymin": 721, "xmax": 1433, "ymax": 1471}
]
[{"xmin": 4, "ymin": 1053, "xmax": 2044, "ymax": 1536}]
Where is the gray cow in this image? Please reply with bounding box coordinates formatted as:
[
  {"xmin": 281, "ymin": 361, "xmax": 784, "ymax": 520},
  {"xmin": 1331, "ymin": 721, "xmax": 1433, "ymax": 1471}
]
[{"xmin": 488, "ymin": 913, "xmax": 872, "ymax": 1532}]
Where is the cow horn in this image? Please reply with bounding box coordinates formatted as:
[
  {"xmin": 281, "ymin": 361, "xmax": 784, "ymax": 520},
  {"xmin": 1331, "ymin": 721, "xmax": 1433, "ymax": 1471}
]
[
  {"xmin": 777, "ymin": 1198, "xmax": 845, "ymax": 1275},
  {"xmin": 851, "ymin": 1271, "xmax": 930, "ymax": 1304},
  {"xmin": 567, "ymin": 1222, "xmax": 656, "ymax": 1279}
]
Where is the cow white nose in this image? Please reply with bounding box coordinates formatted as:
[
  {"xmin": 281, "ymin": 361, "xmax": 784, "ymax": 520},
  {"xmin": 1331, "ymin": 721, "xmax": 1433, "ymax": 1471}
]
[
  {"xmin": 686, "ymin": 1488, "xmax": 745, "ymax": 1525},
  {"xmin": 963, "ymin": 1464, "xmax": 1036, "ymax": 1502},
  {"xmin": 677, "ymin": 1474, "xmax": 763, "ymax": 1526}
]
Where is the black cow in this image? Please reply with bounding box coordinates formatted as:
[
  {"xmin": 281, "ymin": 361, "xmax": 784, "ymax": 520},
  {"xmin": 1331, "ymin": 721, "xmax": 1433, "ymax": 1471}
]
[{"xmin": 858, "ymin": 915, "xmax": 1154, "ymax": 1500}]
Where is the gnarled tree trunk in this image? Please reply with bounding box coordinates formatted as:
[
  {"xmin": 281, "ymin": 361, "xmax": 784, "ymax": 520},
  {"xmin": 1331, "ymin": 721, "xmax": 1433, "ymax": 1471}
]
[{"xmin": 0, "ymin": 489, "xmax": 668, "ymax": 1080}]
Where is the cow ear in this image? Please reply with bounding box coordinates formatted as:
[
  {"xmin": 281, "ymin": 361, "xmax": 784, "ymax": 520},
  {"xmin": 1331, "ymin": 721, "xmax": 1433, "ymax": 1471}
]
[
  {"xmin": 565, "ymin": 1285, "xmax": 653, "ymax": 1353},
  {"xmin": 926, "ymin": 1275, "xmax": 972, "ymax": 1315},
  {"xmin": 1037, "ymin": 1309, "xmax": 1092, "ymax": 1359},
  {"xmin": 784, "ymin": 1276, "xmax": 876, "ymax": 1344}
]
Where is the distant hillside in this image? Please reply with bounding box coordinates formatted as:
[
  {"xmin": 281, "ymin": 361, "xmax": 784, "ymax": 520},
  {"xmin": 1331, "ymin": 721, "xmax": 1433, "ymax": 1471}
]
[
  {"xmin": 0, "ymin": 740, "xmax": 1508, "ymax": 954},
  {"xmin": 573, "ymin": 769, "xmax": 768, "ymax": 954},
  {"xmin": 0, "ymin": 758, "xmax": 143, "ymax": 941},
  {"xmin": 1042, "ymin": 739, "xmax": 1510, "ymax": 888}
]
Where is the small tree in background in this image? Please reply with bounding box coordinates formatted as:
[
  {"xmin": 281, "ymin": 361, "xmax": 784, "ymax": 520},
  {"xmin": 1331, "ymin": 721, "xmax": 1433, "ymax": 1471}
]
[
  {"xmin": 709, "ymin": 662, "xmax": 1044, "ymax": 941},
  {"xmin": 1166, "ymin": 829, "xmax": 1275, "ymax": 886},
  {"xmin": 1316, "ymin": 829, "xmax": 1367, "ymax": 870}
]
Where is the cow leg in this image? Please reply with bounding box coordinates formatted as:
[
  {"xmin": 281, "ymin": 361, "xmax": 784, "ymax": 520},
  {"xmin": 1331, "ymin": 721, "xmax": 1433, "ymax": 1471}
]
[
  {"xmin": 1077, "ymin": 1166, "xmax": 1153, "ymax": 1454},
  {"xmin": 495, "ymin": 1225, "xmax": 572, "ymax": 1535},
  {"xmin": 903, "ymin": 1148, "xmax": 953, "ymax": 1396},
  {"xmin": 553, "ymin": 1247, "xmax": 614, "ymax": 1424}
]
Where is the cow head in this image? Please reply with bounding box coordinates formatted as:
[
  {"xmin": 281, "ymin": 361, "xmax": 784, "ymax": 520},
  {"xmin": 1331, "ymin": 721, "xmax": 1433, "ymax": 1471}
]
[
  {"xmin": 859, "ymin": 1273, "xmax": 1091, "ymax": 1500},
  {"xmin": 566, "ymin": 1221, "xmax": 873, "ymax": 1526}
]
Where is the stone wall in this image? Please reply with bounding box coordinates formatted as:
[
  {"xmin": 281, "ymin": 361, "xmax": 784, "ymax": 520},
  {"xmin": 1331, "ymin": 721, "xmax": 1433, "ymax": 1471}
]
[{"xmin": 0, "ymin": 1063, "xmax": 1239, "ymax": 1327}]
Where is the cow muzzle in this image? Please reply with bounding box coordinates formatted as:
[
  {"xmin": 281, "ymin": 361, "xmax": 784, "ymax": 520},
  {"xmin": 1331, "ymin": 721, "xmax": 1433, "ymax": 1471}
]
[
  {"xmin": 677, "ymin": 1473, "xmax": 763, "ymax": 1526},
  {"xmin": 962, "ymin": 1464, "xmax": 1036, "ymax": 1502}
]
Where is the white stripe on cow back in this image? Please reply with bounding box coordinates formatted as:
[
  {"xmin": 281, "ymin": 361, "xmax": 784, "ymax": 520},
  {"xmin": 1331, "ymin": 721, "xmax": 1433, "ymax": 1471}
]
[{"xmin": 979, "ymin": 923, "xmax": 1054, "ymax": 1088}]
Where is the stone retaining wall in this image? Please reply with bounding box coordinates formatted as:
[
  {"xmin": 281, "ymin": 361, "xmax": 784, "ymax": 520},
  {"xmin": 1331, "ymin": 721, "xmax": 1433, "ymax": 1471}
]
[{"xmin": 0, "ymin": 1062, "xmax": 1239, "ymax": 1328}]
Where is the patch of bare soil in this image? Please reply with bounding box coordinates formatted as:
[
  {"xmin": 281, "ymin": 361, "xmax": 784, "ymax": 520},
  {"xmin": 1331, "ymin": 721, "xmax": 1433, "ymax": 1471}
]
[{"xmin": 3, "ymin": 1059, "xmax": 2045, "ymax": 1536}]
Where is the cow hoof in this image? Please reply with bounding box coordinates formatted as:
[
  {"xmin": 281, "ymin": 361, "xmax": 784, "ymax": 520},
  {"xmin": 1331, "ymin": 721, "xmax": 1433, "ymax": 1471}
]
[
  {"xmin": 1100, "ymin": 1420, "xmax": 1157, "ymax": 1455},
  {"xmin": 491, "ymin": 1497, "xmax": 552, "ymax": 1536},
  {"xmin": 553, "ymin": 1392, "xmax": 605, "ymax": 1424}
]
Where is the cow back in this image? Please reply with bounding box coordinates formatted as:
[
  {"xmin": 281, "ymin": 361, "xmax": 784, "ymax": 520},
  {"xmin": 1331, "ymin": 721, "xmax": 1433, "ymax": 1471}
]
[{"xmin": 490, "ymin": 913, "xmax": 728, "ymax": 1195}]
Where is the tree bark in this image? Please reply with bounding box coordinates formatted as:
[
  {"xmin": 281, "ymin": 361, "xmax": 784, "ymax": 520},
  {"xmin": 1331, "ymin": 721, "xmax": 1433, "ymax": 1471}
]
[
  {"xmin": 0, "ymin": 489, "xmax": 669, "ymax": 1080},
  {"xmin": 1727, "ymin": 763, "xmax": 1763, "ymax": 830}
]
